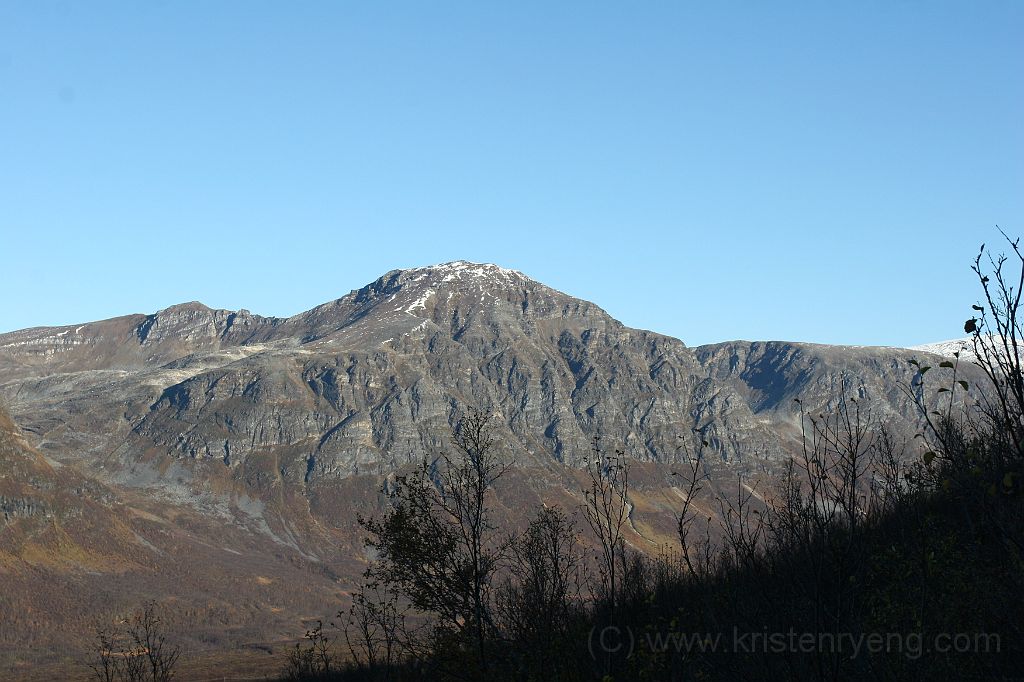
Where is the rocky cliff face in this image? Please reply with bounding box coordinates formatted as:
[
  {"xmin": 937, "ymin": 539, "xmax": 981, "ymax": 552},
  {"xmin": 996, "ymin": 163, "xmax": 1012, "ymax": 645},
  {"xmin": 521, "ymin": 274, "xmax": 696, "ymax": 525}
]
[
  {"xmin": 2, "ymin": 262, "xmax": 973, "ymax": 478},
  {"xmin": 0, "ymin": 260, "xmax": 984, "ymax": 674}
]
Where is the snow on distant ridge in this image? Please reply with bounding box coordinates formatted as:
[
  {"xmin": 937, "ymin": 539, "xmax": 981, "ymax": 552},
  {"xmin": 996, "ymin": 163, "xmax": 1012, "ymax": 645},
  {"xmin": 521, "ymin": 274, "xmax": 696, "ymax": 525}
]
[
  {"xmin": 909, "ymin": 337, "xmax": 975, "ymax": 358},
  {"xmin": 907, "ymin": 335, "xmax": 1020, "ymax": 363}
]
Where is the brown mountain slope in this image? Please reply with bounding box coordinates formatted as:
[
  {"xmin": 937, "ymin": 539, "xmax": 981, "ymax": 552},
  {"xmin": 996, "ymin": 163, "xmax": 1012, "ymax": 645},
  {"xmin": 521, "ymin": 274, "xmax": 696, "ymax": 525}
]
[{"xmin": 0, "ymin": 405, "xmax": 364, "ymax": 679}]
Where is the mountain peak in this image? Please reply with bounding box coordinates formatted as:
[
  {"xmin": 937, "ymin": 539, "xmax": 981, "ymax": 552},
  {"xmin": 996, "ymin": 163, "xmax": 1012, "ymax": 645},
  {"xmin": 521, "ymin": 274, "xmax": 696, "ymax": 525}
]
[
  {"xmin": 399, "ymin": 261, "xmax": 532, "ymax": 286},
  {"xmin": 155, "ymin": 301, "xmax": 213, "ymax": 315},
  {"xmin": 350, "ymin": 260, "xmax": 544, "ymax": 313}
]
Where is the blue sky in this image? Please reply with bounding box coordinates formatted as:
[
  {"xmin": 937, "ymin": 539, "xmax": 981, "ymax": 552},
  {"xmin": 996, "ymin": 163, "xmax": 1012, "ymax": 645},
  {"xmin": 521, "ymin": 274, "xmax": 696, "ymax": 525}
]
[{"xmin": 1, "ymin": 2, "xmax": 1021, "ymax": 347}]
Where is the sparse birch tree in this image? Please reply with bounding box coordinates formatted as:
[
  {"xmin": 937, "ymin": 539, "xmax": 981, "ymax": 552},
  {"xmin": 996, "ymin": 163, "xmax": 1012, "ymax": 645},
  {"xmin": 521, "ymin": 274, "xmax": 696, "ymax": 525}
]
[{"xmin": 360, "ymin": 409, "xmax": 508, "ymax": 675}]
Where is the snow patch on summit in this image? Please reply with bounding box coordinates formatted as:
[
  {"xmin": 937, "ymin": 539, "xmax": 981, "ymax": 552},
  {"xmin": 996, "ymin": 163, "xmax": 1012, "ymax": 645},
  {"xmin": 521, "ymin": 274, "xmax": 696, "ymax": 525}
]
[{"xmin": 407, "ymin": 261, "xmax": 530, "ymax": 285}]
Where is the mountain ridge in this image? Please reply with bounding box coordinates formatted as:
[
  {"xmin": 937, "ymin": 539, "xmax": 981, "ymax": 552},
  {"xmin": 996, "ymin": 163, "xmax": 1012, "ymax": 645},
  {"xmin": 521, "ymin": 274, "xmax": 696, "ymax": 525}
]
[
  {"xmin": 5, "ymin": 259, "xmax": 956, "ymax": 372},
  {"xmin": 0, "ymin": 260, "xmax": 986, "ymax": 674}
]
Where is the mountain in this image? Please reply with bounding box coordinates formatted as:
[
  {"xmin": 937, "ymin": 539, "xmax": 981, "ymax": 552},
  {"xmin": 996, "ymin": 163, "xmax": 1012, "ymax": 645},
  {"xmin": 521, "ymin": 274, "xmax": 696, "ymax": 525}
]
[{"xmin": 0, "ymin": 261, "xmax": 984, "ymax": 676}]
